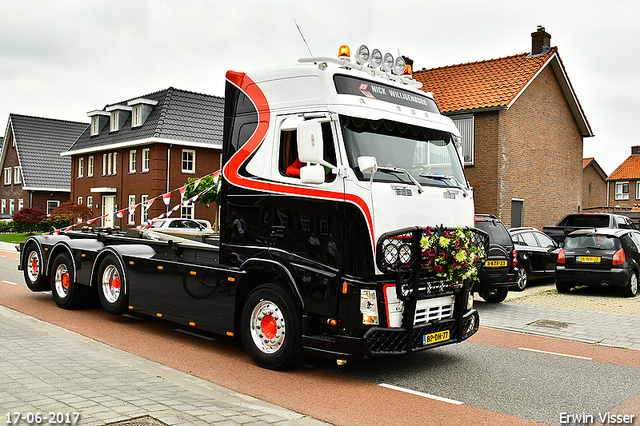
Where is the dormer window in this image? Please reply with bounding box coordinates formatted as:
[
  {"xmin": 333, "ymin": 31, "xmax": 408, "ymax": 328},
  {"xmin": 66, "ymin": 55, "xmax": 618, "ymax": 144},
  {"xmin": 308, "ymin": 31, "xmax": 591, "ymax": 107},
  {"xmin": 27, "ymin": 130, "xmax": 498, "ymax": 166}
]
[
  {"xmin": 87, "ymin": 110, "xmax": 110, "ymax": 136},
  {"xmin": 106, "ymin": 105, "xmax": 132, "ymax": 132},
  {"xmin": 127, "ymin": 98, "xmax": 158, "ymax": 128}
]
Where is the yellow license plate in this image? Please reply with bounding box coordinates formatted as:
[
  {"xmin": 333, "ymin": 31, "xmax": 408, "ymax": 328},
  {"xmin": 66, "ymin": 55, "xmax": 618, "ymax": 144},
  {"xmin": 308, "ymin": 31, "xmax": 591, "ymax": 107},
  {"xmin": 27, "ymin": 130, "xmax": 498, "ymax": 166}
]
[
  {"xmin": 423, "ymin": 330, "xmax": 450, "ymax": 345},
  {"xmin": 485, "ymin": 260, "xmax": 508, "ymax": 268},
  {"xmin": 577, "ymin": 256, "xmax": 601, "ymax": 263}
]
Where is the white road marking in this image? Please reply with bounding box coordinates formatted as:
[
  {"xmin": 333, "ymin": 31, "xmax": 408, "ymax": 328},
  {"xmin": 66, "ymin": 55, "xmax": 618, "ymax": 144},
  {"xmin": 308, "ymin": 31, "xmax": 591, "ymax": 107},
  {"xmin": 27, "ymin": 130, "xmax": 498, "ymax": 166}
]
[
  {"xmin": 518, "ymin": 347, "xmax": 592, "ymax": 360},
  {"xmin": 379, "ymin": 383, "xmax": 464, "ymax": 405}
]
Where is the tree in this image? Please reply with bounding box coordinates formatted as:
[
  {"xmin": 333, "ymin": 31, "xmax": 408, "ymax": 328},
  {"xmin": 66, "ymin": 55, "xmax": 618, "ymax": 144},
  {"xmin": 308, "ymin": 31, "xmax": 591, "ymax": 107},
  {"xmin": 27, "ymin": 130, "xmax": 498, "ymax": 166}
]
[
  {"xmin": 13, "ymin": 208, "xmax": 46, "ymax": 233},
  {"xmin": 183, "ymin": 175, "xmax": 220, "ymax": 206},
  {"xmin": 49, "ymin": 201, "xmax": 92, "ymax": 222}
]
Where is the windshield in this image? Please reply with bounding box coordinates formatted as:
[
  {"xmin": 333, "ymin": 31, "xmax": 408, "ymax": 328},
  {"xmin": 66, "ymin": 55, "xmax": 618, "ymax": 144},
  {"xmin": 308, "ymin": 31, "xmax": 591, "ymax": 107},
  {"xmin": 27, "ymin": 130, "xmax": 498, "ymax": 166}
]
[
  {"xmin": 565, "ymin": 234, "xmax": 619, "ymax": 250},
  {"xmin": 475, "ymin": 220, "xmax": 513, "ymax": 247},
  {"xmin": 340, "ymin": 116, "xmax": 467, "ymax": 188}
]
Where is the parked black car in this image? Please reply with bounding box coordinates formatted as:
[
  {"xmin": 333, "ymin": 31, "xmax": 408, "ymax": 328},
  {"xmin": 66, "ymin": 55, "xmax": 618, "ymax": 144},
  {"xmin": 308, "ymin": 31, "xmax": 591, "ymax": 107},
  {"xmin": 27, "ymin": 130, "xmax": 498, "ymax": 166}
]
[
  {"xmin": 555, "ymin": 228, "xmax": 639, "ymax": 297},
  {"xmin": 509, "ymin": 227, "xmax": 560, "ymax": 290},
  {"xmin": 543, "ymin": 213, "xmax": 636, "ymax": 245},
  {"xmin": 473, "ymin": 215, "xmax": 517, "ymax": 303}
]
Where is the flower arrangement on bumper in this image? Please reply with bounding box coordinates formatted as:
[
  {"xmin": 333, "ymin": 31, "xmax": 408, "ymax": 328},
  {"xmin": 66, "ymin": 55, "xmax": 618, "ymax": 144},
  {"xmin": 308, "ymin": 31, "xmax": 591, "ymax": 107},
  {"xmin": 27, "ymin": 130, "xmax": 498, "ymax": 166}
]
[{"xmin": 420, "ymin": 225, "xmax": 483, "ymax": 284}]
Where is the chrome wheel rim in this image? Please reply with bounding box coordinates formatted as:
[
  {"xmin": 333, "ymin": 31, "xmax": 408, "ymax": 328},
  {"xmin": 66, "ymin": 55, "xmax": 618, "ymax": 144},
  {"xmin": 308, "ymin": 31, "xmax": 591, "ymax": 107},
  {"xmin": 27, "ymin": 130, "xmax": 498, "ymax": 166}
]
[
  {"xmin": 631, "ymin": 273, "xmax": 638, "ymax": 295},
  {"xmin": 54, "ymin": 264, "xmax": 70, "ymax": 298},
  {"xmin": 101, "ymin": 265, "xmax": 121, "ymax": 304},
  {"xmin": 27, "ymin": 251, "xmax": 40, "ymax": 282},
  {"xmin": 249, "ymin": 300, "xmax": 285, "ymax": 354},
  {"xmin": 516, "ymin": 268, "xmax": 527, "ymax": 290}
]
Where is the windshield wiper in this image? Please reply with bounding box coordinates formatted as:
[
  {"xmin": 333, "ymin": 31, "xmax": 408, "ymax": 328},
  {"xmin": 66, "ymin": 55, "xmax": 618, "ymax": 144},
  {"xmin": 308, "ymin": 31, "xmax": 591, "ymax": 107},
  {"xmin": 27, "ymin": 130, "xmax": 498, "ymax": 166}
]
[
  {"xmin": 377, "ymin": 166, "xmax": 424, "ymax": 194},
  {"xmin": 420, "ymin": 173, "xmax": 470, "ymax": 197}
]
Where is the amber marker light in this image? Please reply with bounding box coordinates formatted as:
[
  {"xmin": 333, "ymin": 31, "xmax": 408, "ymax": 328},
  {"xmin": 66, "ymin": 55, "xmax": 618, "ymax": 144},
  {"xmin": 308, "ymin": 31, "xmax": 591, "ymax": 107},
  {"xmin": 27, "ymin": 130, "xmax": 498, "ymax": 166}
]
[
  {"xmin": 128, "ymin": 306, "xmax": 134, "ymax": 310},
  {"xmin": 157, "ymin": 265, "xmax": 163, "ymax": 270},
  {"xmin": 228, "ymin": 276, "xmax": 236, "ymax": 282},
  {"xmin": 338, "ymin": 45, "xmax": 350, "ymax": 58},
  {"xmin": 342, "ymin": 281, "xmax": 348, "ymax": 294},
  {"xmin": 190, "ymin": 271, "xmax": 197, "ymax": 275},
  {"xmin": 189, "ymin": 322, "xmax": 196, "ymax": 327},
  {"xmin": 403, "ymin": 64, "xmax": 412, "ymax": 76},
  {"xmin": 81, "ymin": 253, "xmax": 86, "ymax": 258},
  {"xmin": 226, "ymin": 332, "xmax": 234, "ymax": 337},
  {"xmin": 129, "ymin": 261, "xmax": 134, "ymax": 265},
  {"xmin": 156, "ymin": 313, "xmax": 163, "ymax": 318}
]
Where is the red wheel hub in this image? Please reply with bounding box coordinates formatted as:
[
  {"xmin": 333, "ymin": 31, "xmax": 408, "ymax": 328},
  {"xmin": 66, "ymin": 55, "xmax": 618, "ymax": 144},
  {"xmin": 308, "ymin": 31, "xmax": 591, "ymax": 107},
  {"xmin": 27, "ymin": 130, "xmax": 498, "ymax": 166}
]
[
  {"xmin": 31, "ymin": 258, "xmax": 38, "ymax": 274},
  {"xmin": 61, "ymin": 273, "xmax": 69, "ymax": 289},
  {"xmin": 110, "ymin": 276, "xmax": 120, "ymax": 290},
  {"xmin": 261, "ymin": 315, "xmax": 277, "ymax": 339}
]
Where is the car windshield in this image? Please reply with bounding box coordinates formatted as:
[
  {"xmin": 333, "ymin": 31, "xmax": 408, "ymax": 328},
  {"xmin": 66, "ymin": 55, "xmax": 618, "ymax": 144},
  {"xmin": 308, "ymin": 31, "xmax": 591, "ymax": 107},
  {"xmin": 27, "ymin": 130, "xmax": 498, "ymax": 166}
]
[
  {"xmin": 564, "ymin": 235, "xmax": 619, "ymax": 250},
  {"xmin": 475, "ymin": 220, "xmax": 513, "ymax": 246},
  {"xmin": 341, "ymin": 116, "xmax": 467, "ymax": 188},
  {"xmin": 559, "ymin": 215, "xmax": 610, "ymax": 227}
]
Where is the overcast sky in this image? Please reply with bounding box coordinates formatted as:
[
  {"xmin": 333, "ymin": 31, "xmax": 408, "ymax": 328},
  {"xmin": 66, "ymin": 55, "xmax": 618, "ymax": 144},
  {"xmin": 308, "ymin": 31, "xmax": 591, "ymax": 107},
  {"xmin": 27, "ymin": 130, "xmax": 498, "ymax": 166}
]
[{"xmin": 2, "ymin": 0, "xmax": 639, "ymax": 175}]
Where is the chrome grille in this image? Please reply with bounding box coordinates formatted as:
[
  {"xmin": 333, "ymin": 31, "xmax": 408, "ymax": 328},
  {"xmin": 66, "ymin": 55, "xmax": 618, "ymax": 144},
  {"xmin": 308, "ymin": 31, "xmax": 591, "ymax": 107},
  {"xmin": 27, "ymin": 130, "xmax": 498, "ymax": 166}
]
[{"xmin": 414, "ymin": 295, "xmax": 455, "ymax": 325}]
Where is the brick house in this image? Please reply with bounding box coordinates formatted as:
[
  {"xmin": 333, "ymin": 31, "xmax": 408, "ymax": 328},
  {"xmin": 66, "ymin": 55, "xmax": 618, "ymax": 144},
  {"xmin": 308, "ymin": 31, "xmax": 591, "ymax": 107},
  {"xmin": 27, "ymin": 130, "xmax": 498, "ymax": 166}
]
[
  {"xmin": 1, "ymin": 114, "xmax": 87, "ymax": 216},
  {"xmin": 412, "ymin": 27, "xmax": 593, "ymax": 229},
  {"xmin": 62, "ymin": 87, "xmax": 223, "ymax": 228},
  {"xmin": 605, "ymin": 146, "xmax": 640, "ymax": 208},
  {"xmin": 582, "ymin": 157, "xmax": 607, "ymax": 209}
]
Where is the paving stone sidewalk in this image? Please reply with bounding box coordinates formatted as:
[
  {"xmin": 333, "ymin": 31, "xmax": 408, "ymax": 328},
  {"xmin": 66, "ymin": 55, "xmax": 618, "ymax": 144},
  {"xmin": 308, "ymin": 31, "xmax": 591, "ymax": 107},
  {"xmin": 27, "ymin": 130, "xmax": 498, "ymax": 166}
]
[{"xmin": 0, "ymin": 305, "xmax": 330, "ymax": 426}]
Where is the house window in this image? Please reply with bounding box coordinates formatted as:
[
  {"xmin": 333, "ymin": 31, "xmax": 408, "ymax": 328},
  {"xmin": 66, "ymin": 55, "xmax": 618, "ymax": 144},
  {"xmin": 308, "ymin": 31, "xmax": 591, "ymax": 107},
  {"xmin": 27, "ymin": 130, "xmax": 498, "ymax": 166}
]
[
  {"xmin": 13, "ymin": 166, "xmax": 21, "ymax": 184},
  {"xmin": 18, "ymin": 199, "xmax": 23, "ymax": 211},
  {"xmin": 88, "ymin": 156, "xmax": 94, "ymax": 177},
  {"xmin": 181, "ymin": 204, "xmax": 194, "ymax": 219},
  {"xmin": 451, "ymin": 115, "xmax": 474, "ymax": 165},
  {"xmin": 9, "ymin": 199, "xmax": 15, "ymax": 215},
  {"xmin": 113, "ymin": 152, "xmax": 117, "ymax": 175},
  {"xmin": 132, "ymin": 105, "xmax": 143, "ymax": 127},
  {"xmin": 141, "ymin": 194, "xmax": 149, "ymax": 223},
  {"xmin": 615, "ymin": 182, "xmax": 629, "ymax": 200},
  {"xmin": 110, "ymin": 111, "xmax": 119, "ymax": 132},
  {"xmin": 87, "ymin": 196, "xmax": 93, "ymax": 209},
  {"xmin": 4, "ymin": 167, "xmax": 11, "ymax": 185},
  {"xmin": 77, "ymin": 157, "xmax": 84, "ymax": 178},
  {"xmin": 142, "ymin": 148, "xmax": 150, "ymax": 172},
  {"xmin": 128, "ymin": 195, "xmax": 136, "ymax": 225},
  {"xmin": 47, "ymin": 200, "xmax": 60, "ymax": 215},
  {"xmin": 91, "ymin": 116, "xmax": 100, "ymax": 136},
  {"xmin": 108, "ymin": 153, "xmax": 112, "ymax": 176},
  {"xmin": 636, "ymin": 182, "xmax": 640, "ymax": 200},
  {"xmin": 182, "ymin": 149, "xmax": 196, "ymax": 173},
  {"xmin": 77, "ymin": 196, "xmax": 83, "ymax": 205},
  {"xmin": 102, "ymin": 153, "xmax": 107, "ymax": 176},
  {"xmin": 129, "ymin": 150, "xmax": 137, "ymax": 173},
  {"xmin": 1, "ymin": 199, "xmax": 5, "ymax": 213}
]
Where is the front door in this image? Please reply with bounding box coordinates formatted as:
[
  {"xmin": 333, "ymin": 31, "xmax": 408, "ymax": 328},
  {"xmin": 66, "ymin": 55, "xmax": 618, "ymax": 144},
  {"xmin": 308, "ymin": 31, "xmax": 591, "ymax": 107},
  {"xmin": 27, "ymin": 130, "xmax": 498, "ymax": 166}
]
[{"xmin": 102, "ymin": 195, "xmax": 115, "ymax": 228}]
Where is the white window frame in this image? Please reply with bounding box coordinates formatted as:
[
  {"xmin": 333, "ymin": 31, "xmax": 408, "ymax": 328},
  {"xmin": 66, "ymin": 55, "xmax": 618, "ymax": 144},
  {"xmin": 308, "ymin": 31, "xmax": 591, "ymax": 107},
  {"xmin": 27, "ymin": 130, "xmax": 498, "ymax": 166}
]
[
  {"xmin": 132, "ymin": 105, "xmax": 143, "ymax": 127},
  {"xmin": 142, "ymin": 148, "xmax": 150, "ymax": 172},
  {"xmin": 102, "ymin": 153, "xmax": 107, "ymax": 176},
  {"xmin": 636, "ymin": 181, "xmax": 640, "ymax": 200},
  {"xmin": 451, "ymin": 115, "xmax": 474, "ymax": 165},
  {"xmin": 90, "ymin": 116, "xmax": 100, "ymax": 136},
  {"xmin": 107, "ymin": 153, "xmax": 113, "ymax": 176},
  {"xmin": 128, "ymin": 195, "xmax": 136, "ymax": 225},
  {"xmin": 9, "ymin": 199, "xmax": 15, "ymax": 215},
  {"xmin": 77, "ymin": 157, "xmax": 84, "ymax": 178},
  {"xmin": 4, "ymin": 167, "xmax": 11, "ymax": 185},
  {"xmin": 13, "ymin": 166, "xmax": 21, "ymax": 184},
  {"xmin": 181, "ymin": 203, "xmax": 194, "ymax": 219},
  {"xmin": 87, "ymin": 196, "xmax": 93, "ymax": 209},
  {"xmin": 182, "ymin": 149, "xmax": 196, "ymax": 173},
  {"xmin": 87, "ymin": 156, "xmax": 94, "ymax": 177},
  {"xmin": 615, "ymin": 181, "xmax": 630, "ymax": 200},
  {"xmin": 47, "ymin": 200, "xmax": 60, "ymax": 215},
  {"xmin": 18, "ymin": 199, "xmax": 23, "ymax": 211},
  {"xmin": 1, "ymin": 199, "xmax": 5, "ymax": 213},
  {"xmin": 110, "ymin": 111, "xmax": 119, "ymax": 132},
  {"xmin": 77, "ymin": 196, "xmax": 83, "ymax": 205},
  {"xmin": 113, "ymin": 152, "xmax": 117, "ymax": 175},
  {"xmin": 129, "ymin": 150, "xmax": 137, "ymax": 173},
  {"xmin": 141, "ymin": 194, "xmax": 149, "ymax": 223}
]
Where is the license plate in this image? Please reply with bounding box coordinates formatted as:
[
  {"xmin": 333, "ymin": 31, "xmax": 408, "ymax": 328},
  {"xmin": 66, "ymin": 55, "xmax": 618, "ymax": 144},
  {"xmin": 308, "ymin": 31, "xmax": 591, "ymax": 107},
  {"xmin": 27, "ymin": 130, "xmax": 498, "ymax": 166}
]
[
  {"xmin": 423, "ymin": 330, "xmax": 450, "ymax": 345},
  {"xmin": 577, "ymin": 256, "xmax": 601, "ymax": 263},
  {"xmin": 485, "ymin": 260, "xmax": 508, "ymax": 268}
]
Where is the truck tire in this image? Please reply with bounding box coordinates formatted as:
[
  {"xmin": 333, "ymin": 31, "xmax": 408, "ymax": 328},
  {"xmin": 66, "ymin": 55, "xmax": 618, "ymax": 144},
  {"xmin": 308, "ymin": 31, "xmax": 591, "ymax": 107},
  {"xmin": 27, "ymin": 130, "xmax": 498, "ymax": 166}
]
[
  {"xmin": 22, "ymin": 243, "xmax": 48, "ymax": 291},
  {"xmin": 241, "ymin": 283, "xmax": 302, "ymax": 370},
  {"xmin": 51, "ymin": 252, "xmax": 87, "ymax": 309},
  {"xmin": 97, "ymin": 254, "xmax": 129, "ymax": 315},
  {"xmin": 480, "ymin": 287, "xmax": 508, "ymax": 303},
  {"xmin": 622, "ymin": 271, "xmax": 638, "ymax": 298}
]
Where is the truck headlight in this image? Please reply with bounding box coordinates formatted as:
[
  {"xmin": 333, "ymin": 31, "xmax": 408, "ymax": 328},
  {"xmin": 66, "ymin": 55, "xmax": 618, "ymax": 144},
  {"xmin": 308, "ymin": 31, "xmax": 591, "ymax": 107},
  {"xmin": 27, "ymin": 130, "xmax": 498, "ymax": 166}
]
[
  {"xmin": 360, "ymin": 289, "xmax": 379, "ymax": 325},
  {"xmin": 467, "ymin": 291, "xmax": 474, "ymax": 311}
]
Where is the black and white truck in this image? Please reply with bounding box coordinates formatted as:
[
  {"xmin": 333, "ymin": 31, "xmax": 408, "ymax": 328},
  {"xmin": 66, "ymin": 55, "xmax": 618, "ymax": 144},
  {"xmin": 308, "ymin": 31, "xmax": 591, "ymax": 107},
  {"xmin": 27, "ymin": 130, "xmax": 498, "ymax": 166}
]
[{"xmin": 19, "ymin": 45, "xmax": 484, "ymax": 369}]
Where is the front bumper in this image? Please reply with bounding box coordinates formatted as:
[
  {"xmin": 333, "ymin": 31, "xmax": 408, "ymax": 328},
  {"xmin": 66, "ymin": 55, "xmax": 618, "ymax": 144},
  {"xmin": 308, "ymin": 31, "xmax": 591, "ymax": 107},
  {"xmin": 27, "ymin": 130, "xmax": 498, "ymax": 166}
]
[{"xmin": 555, "ymin": 266, "xmax": 629, "ymax": 288}]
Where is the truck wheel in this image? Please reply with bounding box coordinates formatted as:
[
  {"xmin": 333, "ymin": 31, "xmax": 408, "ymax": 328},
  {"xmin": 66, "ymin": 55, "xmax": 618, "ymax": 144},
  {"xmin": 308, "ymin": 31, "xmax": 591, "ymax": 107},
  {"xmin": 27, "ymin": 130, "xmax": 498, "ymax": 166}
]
[
  {"xmin": 622, "ymin": 271, "xmax": 638, "ymax": 298},
  {"xmin": 514, "ymin": 266, "xmax": 529, "ymax": 291},
  {"xmin": 480, "ymin": 287, "xmax": 508, "ymax": 303},
  {"xmin": 556, "ymin": 282, "xmax": 573, "ymax": 294},
  {"xmin": 241, "ymin": 283, "xmax": 302, "ymax": 370},
  {"xmin": 97, "ymin": 254, "xmax": 129, "ymax": 315},
  {"xmin": 22, "ymin": 243, "xmax": 48, "ymax": 291},
  {"xmin": 51, "ymin": 252, "xmax": 86, "ymax": 309}
]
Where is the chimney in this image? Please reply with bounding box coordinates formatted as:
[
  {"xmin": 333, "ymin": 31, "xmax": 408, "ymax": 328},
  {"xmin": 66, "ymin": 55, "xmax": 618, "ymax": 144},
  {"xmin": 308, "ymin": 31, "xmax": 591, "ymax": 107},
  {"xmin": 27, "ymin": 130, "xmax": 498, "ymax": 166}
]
[
  {"xmin": 531, "ymin": 25, "xmax": 551, "ymax": 55},
  {"xmin": 632, "ymin": 146, "xmax": 640, "ymax": 155}
]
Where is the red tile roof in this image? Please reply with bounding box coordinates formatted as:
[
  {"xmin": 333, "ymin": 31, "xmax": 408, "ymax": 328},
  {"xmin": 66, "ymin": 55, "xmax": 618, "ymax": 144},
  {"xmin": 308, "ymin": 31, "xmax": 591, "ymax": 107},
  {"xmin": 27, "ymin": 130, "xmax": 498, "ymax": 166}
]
[
  {"xmin": 583, "ymin": 157, "xmax": 594, "ymax": 169},
  {"xmin": 413, "ymin": 49, "xmax": 557, "ymax": 114},
  {"xmin": 607, "ymin": 155, "xmax": 640, "ymax": 181}
]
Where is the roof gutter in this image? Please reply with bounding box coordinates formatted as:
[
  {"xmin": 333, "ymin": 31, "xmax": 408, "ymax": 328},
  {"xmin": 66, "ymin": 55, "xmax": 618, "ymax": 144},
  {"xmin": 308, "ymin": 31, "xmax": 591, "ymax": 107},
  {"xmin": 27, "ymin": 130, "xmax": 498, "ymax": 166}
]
[{"xmin": 61, "ymin": 137, "xmax": 221, "ymax": 157}]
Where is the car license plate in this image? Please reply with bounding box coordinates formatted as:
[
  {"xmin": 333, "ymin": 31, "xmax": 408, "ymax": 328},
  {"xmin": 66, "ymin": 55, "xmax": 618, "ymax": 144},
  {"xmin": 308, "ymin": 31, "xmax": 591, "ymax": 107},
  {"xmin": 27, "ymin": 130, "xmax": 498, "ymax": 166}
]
[
  {"xmin": 423, "ymin": 330, "xmax": 450, "ymax": 345},
  {"xmin": 577, "ymin": 256, "xmax": 601, "ymax": 263},
  {"xmin": 485, "ymin": 260, "xmax": 508, "ymax": 268}
]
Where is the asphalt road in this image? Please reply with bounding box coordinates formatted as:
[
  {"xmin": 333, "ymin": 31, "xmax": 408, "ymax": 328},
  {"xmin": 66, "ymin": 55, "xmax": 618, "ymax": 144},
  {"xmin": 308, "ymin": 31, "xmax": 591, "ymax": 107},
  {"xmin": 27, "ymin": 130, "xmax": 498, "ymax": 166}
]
[{"xmin": 2, "ymin": 249, "xmax": 639, "ymax": 425}]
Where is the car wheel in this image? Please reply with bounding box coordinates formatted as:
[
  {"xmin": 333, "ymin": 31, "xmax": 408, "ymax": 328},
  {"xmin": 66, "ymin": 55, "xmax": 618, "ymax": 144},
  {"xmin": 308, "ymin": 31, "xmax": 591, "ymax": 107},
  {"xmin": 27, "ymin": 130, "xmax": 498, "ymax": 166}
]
[
  {"xmin": 556, "ymin": 282, "xmax": 573, "ymax": 294},
  {"xmin": 97, "ymin": 254, "xmax": 129, "ymax": 315},
  {"xmin": 480, "ymin": 287, "xmax": 509, "ymax": 303},
  {"xmin": 514, "ymin": 266, "xmax": 529, "ymax": 291},
  {"xmin": 622, "ymin": 271, "xmax": 638, "ymax": 298},
  {"xmin": 51, "ymin": 252, "xmax": 88, "ymax": 309},
  {"xmin": 241, "ymin": 283, "xmax": 302, "ymax": 370},
  {"xmin": 22, "ymin": 243, "xmax": 49, "ymax": 291}
]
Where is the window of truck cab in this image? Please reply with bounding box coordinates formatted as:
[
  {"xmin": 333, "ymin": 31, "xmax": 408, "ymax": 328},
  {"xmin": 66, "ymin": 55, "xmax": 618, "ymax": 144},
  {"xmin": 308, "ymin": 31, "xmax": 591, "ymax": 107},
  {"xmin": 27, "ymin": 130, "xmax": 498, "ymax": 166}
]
[{"xmin": 340, "ymin": 116, "xmax": 467, "ymax": 189}]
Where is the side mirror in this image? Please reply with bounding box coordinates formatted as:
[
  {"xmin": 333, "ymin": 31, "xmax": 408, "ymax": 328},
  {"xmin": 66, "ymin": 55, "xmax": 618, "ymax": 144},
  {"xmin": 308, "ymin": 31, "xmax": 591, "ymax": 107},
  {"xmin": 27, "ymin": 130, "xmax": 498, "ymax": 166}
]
[
  {"xmin": 357, "ymin": 156, "xmax": 378, "ymax": 175},
  {"xmin": 297, "ymin": 120, "xmax": 324, "ymax": 163},
  {"xmin": 300, "ymin": 164, "xmax": 325, "ymax": 184}
]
